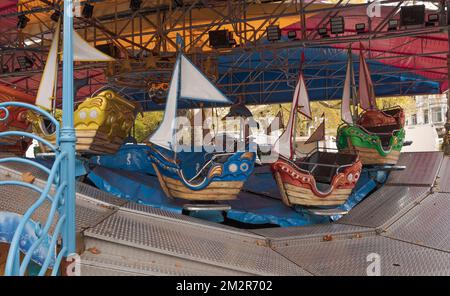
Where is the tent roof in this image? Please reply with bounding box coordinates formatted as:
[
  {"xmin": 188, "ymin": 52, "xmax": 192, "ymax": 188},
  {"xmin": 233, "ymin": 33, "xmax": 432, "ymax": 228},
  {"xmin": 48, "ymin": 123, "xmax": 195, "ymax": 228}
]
[{"xmin": 0, "ymin": 2, "xmax": 447, "ymax": 111}]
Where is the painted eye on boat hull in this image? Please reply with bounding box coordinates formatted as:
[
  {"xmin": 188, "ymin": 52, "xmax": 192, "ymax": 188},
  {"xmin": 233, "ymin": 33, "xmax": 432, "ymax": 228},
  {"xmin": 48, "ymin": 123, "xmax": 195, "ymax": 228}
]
[
  {"xmin": 229, "ymin": 163, "xmax": 238, "ymax": 173},
  {"xmin": 79, "ymin": 111, "xmax": 87, "ymax": 120},
  {"xmin": 240, "ymin": 163, "xmax": 249, "ymax": 172},
  {"xmin": 347, "ymin": 173, "xmax": 353, "ymax": 182},
  {"xmin": 90, "ymin": 110, "xmax": 98, "ymax": 119}
]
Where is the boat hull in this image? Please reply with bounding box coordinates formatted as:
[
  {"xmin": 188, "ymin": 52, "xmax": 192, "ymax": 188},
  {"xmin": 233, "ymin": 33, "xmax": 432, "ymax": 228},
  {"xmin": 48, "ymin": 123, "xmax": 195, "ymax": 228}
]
[
  {"xmin": 339, "ymin": 145, "xmax": 401, "ymax": 165},
  {"xmin": 155, "ymin": 168, "xmax": 244, "ymax": 200},
  {"xmin": 337, "ymin": 124, "xmax": 404, "ymax": 165},
  {"xmin": 149, "ymin": 147, "xmax": 255, "ymax": 201},
  {"xmin": 29, "ymin": 90, "xmax": 138, "ymax": 155},
  {"xmin": 271, "ymin": 155, "xmax": 362, "ymax": 207}
]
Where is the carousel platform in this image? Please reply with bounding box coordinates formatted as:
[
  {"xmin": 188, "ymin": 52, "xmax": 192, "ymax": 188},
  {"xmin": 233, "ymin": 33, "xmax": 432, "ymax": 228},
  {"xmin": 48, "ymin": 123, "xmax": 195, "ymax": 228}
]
[{"xmin": 1, "ymin": 151, "xmax": 449, "ymax": 275}]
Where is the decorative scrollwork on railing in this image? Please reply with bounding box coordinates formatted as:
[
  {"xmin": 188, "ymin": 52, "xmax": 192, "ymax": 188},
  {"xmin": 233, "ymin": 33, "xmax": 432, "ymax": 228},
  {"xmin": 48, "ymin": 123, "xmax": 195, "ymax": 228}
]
[{"xmin": 0, "ymin": 102, "xmax": 72, "ymax": 276}]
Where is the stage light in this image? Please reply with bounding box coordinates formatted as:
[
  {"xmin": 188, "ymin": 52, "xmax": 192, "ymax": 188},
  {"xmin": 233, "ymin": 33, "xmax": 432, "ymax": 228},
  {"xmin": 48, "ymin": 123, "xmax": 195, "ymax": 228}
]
[
  {"xmin": 318, "ymin": 27, "xmax": 329, "ymax": 38},
  {"xmin": 266, "ymin": 25, "xmax": 281, "ymax": 42},
  {"xmin": 209, "ymin": 30, "xmax": 231, "ymax": 48},
  {"xmin": 426, "ymin": 13, "xmax": 439, "ymax": 26},
  {"xmin": 400, "ymin": 5, "xmax": 425, "ymax": 27},
  {"xmin": 82, "ymin": 3, "xmax": 94, "ymax": 18},
  {"xmin": 428, "ymin": 13, "xmax": 439, "ymax": 22},
  {"xmin": 387, "ymin": 19, "xmax": 398, "ymax": 31},
  {"xmin": 287, "ymin": 31, "xmax": 297, "ymax": 39},
  {"xmin": 330, "ymin": 16, "xmax": 345, "ymax": 34},
  {"xmin": 130, "ymin": 0, "xmax": 142, "ymax": 11},
  {"xmin": 355, "ymin": 23, "xmax": 365, "ymax": 34},
  {"xmin": 17, "ymin": 14, "xmax": 30, "ymax": 29},
  {"xmin": 50, "ymin": 10, "xmax": 60, "ymax": 22}
]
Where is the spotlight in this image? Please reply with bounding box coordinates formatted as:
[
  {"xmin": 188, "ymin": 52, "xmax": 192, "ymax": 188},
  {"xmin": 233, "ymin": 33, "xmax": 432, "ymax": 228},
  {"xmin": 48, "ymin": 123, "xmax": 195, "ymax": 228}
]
[
  {"xmin": 209, "ymin": 30, "xmax": 231, "ymax": 48},
  {"xmin": 400, "ymin": 5, "xmax": 425, "ymax": 27},
  {"xmin": 387, "ymin": 19, "xmax": 398, "ymax": 31},
  {"xmin": 130, "ymin": 0, "xmax": 142, "ymax": 11},
  {"xmin": 330, "ymin": 16, "xmax": 345, "ymax": 34},
  {"xmin": 318, "ymin": 27, "xmax": 329, "ymax": 38},
  {"xmin": 50, "ymin": 10, "xmax": 60, "ymax": 22},
  {"xmin": 266, "ymin": 25, "xmax": 281, "ymax": 42},
  {"xmin": 287, "ymin": 30, "xmax": 297, "ymax": 40},
  {"xmin": 17, "ymin": 14, "xmax": 30, "ymax": 30},
  {"xmin": 82, "ymin": 3, "xmax": 94, "ymax": 18},
  {"xmin": 426, "ymin": 13, "xmax": 439, "ymax": 26},
  {"xmin": 428, "ymin": 13, "xmax": 439, "ymax": 22},
  {"xmin": 355, "ymin": 23, "xmax": 366, "ymax": 34}
]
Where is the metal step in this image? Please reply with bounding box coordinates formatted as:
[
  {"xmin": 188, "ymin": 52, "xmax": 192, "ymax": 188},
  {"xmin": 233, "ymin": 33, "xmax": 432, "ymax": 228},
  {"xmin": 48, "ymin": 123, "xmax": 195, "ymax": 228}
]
[
  {"xmin": 387, "ymin": 152, "xmax": 443, "ymax": 186},
  {"xmin": 436, "ymin": 157, "xmax": 450, "ymax": 193},
  {"xmin": 83, "ymin": 211, "xmax": 311, "ymax": 276},
  {"xmin": 81, "ymin": 238, "xmax": 250, "ymax": 276},
  {"xmin": 273, "ymin": 235, "xmax": 450, "ymax": 276}
]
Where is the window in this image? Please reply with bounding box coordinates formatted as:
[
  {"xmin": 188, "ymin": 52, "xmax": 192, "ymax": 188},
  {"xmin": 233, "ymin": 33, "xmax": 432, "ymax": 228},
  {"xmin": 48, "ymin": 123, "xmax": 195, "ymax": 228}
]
[
  {"xmin": 411, "ymin": 114, "xmax": 417, "ymax": 125},
  {"xmin": 432, "ymin": 107, "xmax": 443, "ymax": 123},
  {"xmin": 423, "ymin": 109, "xmax": 429, "ymax": 124}
]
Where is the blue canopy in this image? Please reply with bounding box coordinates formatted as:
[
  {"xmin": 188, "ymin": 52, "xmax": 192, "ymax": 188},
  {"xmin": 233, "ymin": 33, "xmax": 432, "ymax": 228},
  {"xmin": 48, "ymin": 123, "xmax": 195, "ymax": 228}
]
[{"xmin": 122, "ymin": 46, "xmax": 440, "ymax": 111}]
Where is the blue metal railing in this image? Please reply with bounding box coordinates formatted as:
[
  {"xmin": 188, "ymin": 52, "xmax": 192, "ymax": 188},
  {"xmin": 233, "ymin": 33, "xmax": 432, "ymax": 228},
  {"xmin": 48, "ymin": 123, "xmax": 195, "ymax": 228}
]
[
  {"xmin": 1, "ymin": 0, "xmax": 77, "ymax": 276},
  {"xmin": 0, "ymin": 102, "xmax": 75, "ymax": 276}
]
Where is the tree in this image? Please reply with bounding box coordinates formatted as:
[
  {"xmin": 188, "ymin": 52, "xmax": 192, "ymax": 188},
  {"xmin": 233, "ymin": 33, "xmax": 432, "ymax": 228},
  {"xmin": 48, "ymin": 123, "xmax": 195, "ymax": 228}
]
[{"xmin": 133, "ymin": 111, "xmax": 163, "ymax": 142}]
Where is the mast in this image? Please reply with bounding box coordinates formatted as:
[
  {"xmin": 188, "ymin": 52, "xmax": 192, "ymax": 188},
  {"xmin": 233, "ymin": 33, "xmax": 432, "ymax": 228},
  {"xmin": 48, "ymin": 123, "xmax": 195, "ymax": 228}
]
[
  {"xmin": 358, "ymin": 43, "xmax": 378, "ymax": 111},
  {"xmin": 52, "ymin": 21, "xmax": 61, "ymax": 117},
  {"xmin": 174, "ymin": 54, "xmax": 182, "ymax": 161},
  {"xmin": 292, "ymin": 102, "xmax": 298, "ymax": 160}
]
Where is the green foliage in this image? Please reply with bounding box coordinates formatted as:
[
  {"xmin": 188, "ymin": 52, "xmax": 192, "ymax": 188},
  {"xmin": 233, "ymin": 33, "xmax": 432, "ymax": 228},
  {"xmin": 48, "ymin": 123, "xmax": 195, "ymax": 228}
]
[
  {"xmin": 133, "ymin": 111, "xmax": 163, "ymax": 142},
  {"xmin": 249, "ymin": 96, "xmax": 416, "ymax": 136},
  {"xmin": 132, "ymin": 96, "xmax": 417, "ymax": 142}
]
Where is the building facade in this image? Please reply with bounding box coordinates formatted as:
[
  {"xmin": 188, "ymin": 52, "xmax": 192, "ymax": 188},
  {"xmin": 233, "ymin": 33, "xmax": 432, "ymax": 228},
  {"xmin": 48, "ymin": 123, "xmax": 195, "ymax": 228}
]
[{"xmin": 408, "ymin": 94, "xmax": 448, "ymax": 137}]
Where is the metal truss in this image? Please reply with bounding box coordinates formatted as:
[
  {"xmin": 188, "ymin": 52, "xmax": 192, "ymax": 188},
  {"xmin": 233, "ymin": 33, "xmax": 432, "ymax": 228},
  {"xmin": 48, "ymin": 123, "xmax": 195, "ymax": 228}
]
[{"xmin": 0, "ymin": 0, "xmax": 448, "ymax": 100}]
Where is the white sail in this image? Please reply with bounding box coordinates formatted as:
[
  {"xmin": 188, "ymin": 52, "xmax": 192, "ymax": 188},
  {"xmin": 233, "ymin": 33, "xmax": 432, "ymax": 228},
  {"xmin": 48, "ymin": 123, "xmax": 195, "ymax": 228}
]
[
  {"xmin": 179, "ymin": 55, "xmax": 230, "ymax": 103},
  {"xmin": 359, "ymin": 52, "xmax": 377, "ymax": 110},
  {"xmin": 273, "ymin": 73, "xmax": 306, "ymax": 159},
  {"xmin": 35, "ymin": 21, "xmax": 60, "ymax": 110},
  {"xmin": 36, "ymin": 25, "xmax": 114, "ymax": 110},
  {"xmin": 341, "ymin": 59, "xmax": 353, "ymax": 124},
  {"xmin": 149, "ymin": 54, "xmax": 231, "ymax": 150},
  {"xmin": 148, "ymin": 58, "xmax": 180, "ymax": 150},
  {"xmin": 73, "ymin": 30, "xmax": 115, "ymax": 62},
  {"xmin": 297, "ymin": 74, "xmax": 312, "ymax": 119}
]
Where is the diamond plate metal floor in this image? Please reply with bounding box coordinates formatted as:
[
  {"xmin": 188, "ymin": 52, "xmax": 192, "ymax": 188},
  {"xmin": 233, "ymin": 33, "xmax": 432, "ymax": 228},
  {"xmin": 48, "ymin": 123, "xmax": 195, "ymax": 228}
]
[
  {"xmin": 338, "ymin": 185, "xmax": 430, "ymax": 230},
  {"xmin": 250, "ymin": 223, "xmax": 374, "ymax": 242},
  {"xmin": 83, "ymin": 211, "xmax": 310, "ymax": 275},
  {"xmin": 384, "ymin": 192, "xmax": 450, "ymax": 252},
  {"xmin": 436, "ymin": 157, "xmax": 450, "ymax": 193},
  {"xmin": 272, "ymin": 235, "xmax": 450, "ymax": 275},
  {"xmin": 81, "ymin": 238, "xmax": 250, "ymax": 276}
]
